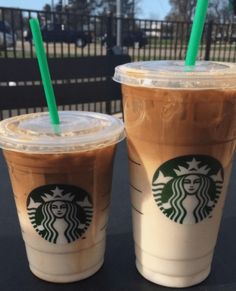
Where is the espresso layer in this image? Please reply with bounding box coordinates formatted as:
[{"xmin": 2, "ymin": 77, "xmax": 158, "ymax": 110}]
[{"xmin": 122, "ymin": 86, "xmax": 236, "ymax": 146}]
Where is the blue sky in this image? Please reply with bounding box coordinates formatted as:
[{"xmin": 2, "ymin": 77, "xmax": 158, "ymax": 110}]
[
  {"xmin": 138, "ymin": 0, "xmax": 171, "ymax": 19},
  {"xmin": 0, "ymin": 0, "xmax": 171, "ymax": 20}
]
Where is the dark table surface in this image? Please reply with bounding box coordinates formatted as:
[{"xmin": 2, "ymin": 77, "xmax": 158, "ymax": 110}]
[{"xmin": 0, "ymin": 140, "xmax": 236, "ymax": 291}]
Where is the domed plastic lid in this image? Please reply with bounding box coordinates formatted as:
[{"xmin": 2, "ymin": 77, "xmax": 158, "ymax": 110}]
[
  {"xmin": 0, "ymin": 111, "xmax": 125, "ymax": 153},
  {"xmin": 113, "ymin": 60, "xmax": 236, "ymax": 89}
]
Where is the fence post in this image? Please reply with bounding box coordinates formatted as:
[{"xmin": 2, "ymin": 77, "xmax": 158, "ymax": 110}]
[
  {"xmin": 205, "ymin": 20, "xmax": 213, "ymax": 61},
  {"xmin": 106, "ymin": 14, "xmax": 113, "ymax": 56},
  {"xmin": 105, "ymin": 101, "xmax": 112, "ymax": 114},
  {"xmin": 105, "ymin": 14, "xmax": 113, "ymax": 113}
]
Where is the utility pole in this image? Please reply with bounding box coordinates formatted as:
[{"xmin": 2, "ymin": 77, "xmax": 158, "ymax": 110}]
[
  {"xmin": 51, "ymin": 0, "xmax": 55, "ymax": 23},
  {"xmin": 116, "ymin": 0, "xmax": 122, "ymax": 47},
  {"xmin": 51, "ymin": 0, "xmax": 55, "ymax": 11},
  {"xmin": 132, "ymin": 0, "xmax": 135, "ymax": 18}
]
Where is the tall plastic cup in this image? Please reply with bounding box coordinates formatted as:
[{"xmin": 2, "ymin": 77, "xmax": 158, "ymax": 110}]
[
  {"xmin": 0, "ymin": 111, "xmax": 124, "ymax": 283},
  {"xmin": 114, "ymin": 61, "xmax": 236, "ymax": 288}
]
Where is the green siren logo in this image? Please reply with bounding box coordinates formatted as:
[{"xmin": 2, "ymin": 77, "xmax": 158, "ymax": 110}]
[
  {"xmin": 152, "ymin": 155, "xmax": 224, "ymax": 224},
  {"xmin": 27, "ymin": 185, "xmax": 93, "ymax": 244}
]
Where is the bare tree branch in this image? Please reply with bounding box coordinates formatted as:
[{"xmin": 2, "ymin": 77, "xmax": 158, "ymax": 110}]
[{"xmin": 166, "ymin": 0, "xmax": 233, "ymax": 23}]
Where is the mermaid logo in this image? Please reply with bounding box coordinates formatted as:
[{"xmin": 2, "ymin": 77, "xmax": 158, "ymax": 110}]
[
  {"xmin": 27, "ymin": 184, "xmax": 93, "ymax": 244},
  {"xmin": 152, "ymin": 155, "xmax": 224, "ymax": 224}
]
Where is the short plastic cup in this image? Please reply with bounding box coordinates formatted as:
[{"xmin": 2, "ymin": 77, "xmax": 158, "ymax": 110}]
[
  {"xmin": 0, "ymin": 111, "xmax": 124, "ymax": 283},
  {"xmin": 114, "ymin": 61, "xmax": 236, "ymax": 288}
]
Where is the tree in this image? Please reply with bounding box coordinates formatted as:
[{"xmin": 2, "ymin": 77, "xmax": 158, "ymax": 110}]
[
  {"xmin": 208, "ymin": 0, "xmax": 232, "ymax": 23},
  {"xmin": 92, "ymin": 0, "xmax": 139, "ymax": 18},
  {"xmin": 43, "ymin": 4, "xmax": 52, "ymax": 12},
  {"xmin": 230, "ymin": 0, "xmax": 236, "ymax": 14},
  {"xmin": 66, "ymin": 0, "xmax": 92, "ymax": 15},
  {"xmin": 166, "ymin": 0, "xmax": 233, "ymax": 23},
  {"xmin": 165, "ymin": 0, "xmax": 196, "ymax": 22},
  {"xmin": 48, "ymin": 0, "xmax": 139, "ymax": 17},
  {"xmin": 40, "ymin": 0, "xmax": 139, "ymax": 35}
]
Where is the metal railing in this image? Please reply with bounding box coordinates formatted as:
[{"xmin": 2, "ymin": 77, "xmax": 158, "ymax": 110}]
[
  {"xmin": 0, "ymin": 7, "xmax": 235, "ymax": 62},
  {"xmin": 0, "ymin": 7, "xmax": 236, "ymax": 118}
]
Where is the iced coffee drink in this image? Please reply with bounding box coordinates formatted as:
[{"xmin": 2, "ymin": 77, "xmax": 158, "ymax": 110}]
[
  {"xmin": 114, "ymin": 61, "xmax": 236, "ymax": 287},
  {"xmin": 0, "ymin": 111, "xmax": 124, "ymax": 283}
]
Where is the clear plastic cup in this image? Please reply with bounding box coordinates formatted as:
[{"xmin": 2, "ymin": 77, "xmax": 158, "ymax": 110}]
[
  {"xmin": 0, "ymin": 111, "xmax": 124, "ymax": 283},
  {"xmin": 114, "ymin": 61, "xmax": 236, "ymax": 287}
]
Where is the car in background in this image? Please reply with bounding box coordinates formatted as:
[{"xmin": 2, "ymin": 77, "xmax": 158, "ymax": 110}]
[
  {"xmin": 24, "ymin": 23, "xmax": 92, "ymax": 47},
  {"xmin": 0, "ymin": 21, "xmax": 16, "ymax": 49},
  {"xmin": 101, "ymin": 30, "xmax": 148, "ymax": 48}
]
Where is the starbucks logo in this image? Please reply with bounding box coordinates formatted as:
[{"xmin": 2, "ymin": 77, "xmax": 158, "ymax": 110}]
[
  {"xmin": 152, "ymin": 155, "xmax": 224, "ymax": 224},
  {"xmin": 27, "ymin": 185, "xmax": 93, "ymax": 244}
]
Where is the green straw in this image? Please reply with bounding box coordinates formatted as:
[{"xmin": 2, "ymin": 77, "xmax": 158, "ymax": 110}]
[
  {"xmin": 29, "ymin": 18, "xmax": 60, "ymax": 126},
  {"xmin": 185, "ymin": 0, "xmax": 209, "ymax": 67}
]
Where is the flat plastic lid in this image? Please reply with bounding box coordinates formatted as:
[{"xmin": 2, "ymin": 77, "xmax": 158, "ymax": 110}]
[
  {"xmin": 113, "ymin": 60, "xmax": 236, "ymax": 89},
  {"xmin": 0, "ymin": 111, "xmax": 125, "ymax": 153}
]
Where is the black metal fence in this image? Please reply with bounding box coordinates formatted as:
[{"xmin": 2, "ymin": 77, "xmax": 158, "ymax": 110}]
[
  {"xmin": 0, "ymin": 7, "xmax": 236, "ymax": 62},
  {"xmin": 0, "ymin": 7, "xmax": 236, "ymax": 118}
]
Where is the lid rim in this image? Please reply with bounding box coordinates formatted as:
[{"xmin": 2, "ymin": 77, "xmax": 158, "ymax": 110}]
[
  {"xmin": 113, "ymin": 60, "xmax": 236, "ymax": 89},
  {"xmin": 0, "ymin": 111, "xmax": 125, "ymax": 153}
]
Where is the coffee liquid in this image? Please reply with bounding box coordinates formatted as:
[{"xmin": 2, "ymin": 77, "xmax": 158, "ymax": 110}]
[
  {"xmin": 122, "ymin": 85, "xmax": 236, "ymax": 287},
  {"xmin": 4, "ymin": 145, "xmax": 116, "ymax": 282}
]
